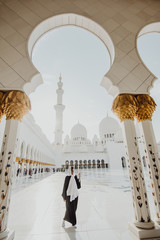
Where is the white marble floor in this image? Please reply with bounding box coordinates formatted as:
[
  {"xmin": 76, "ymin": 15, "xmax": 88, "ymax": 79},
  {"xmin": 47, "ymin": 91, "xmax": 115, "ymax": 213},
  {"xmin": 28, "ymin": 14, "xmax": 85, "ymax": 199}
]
[{"xmin": 8, "ymin": 169, "xmax": 160, "ymax": 240}]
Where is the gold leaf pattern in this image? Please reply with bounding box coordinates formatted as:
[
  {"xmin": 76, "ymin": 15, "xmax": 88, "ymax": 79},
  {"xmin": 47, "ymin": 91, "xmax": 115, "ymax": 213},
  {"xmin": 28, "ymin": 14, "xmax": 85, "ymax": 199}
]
[
  {"xmin": 112, "ymin": 94, "xmax": 138, "ymax": 121},
  {"xmin": 135, "ymin": 94, "xmax": 156, "ymax": 122},
  {"xmin": 2, "ymin": 91, "xmax": 31, "ymax": 121},
  {"xmin": 112, "ymin": 94, "xmax": 156, "ymax": 122}
]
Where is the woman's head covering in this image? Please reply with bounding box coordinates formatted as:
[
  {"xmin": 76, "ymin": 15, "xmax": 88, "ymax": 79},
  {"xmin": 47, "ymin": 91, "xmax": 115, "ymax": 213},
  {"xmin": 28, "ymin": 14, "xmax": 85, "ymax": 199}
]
[{"xmin": 67, "ymin": 167, "xmax": 79, "ymax": 202}]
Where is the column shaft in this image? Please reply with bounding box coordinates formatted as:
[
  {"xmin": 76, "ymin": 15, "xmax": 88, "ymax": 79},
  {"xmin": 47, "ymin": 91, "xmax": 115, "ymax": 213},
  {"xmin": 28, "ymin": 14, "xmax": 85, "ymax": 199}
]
[
  {"xmin": 122, "ymin": 120, "xmax": 154, "ymax": 229},
  {"xmin": 139, "ymin": 120, "xmax": 160, "ymax": 221},
  {"xmin": 0, "ymin": 119, "xmax": 19, "ymax": 232}
]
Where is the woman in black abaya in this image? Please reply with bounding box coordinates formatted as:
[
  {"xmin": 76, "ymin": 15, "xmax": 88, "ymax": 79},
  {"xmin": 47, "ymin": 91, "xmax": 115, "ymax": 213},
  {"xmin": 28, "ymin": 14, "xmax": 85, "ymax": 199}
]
[{"xmin": 62, "ymin": 167, "xmax": 81, "ymax": 227}]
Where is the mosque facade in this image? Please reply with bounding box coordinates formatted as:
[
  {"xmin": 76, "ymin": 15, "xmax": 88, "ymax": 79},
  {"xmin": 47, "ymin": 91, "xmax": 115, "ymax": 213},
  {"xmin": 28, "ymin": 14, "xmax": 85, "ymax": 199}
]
[{"xmin": 53, "ymin": 75, "xmax": 127, "ymax": 169}]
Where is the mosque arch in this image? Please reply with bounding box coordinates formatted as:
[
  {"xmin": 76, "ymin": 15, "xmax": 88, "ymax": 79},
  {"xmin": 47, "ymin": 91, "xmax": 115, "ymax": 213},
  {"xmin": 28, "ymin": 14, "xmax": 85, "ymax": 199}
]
[
  {"xmin": 92, "ymin": 160, "xmax": 96, "ymax": 168},
  {"xmin": 121, "ymin": 157, "xmax": 126, "ymax": 168},
  {"xmin": 65, "ymin": 161, "xmax": 69, "ymax": 170},
  {"xmin": 101, "ymin": 159, "xmax": 105, "ymax": 168},
  {"xmin": 88, "ymin": 160, "xmax": 91, "ymax": 169},
  {"xmin": 25, "ymin": 13, "xmax": 115, "ymax": 95},
  {"xmin": 79, "ymin": 160, "xmax": 82, "ymax": 169},
  {"xmin": 83, "ymin": 160, "xmax": 87, "ymax": 169},
  {"xmin": 70, "ymin": 160, "xmax": 74, "ymax": 167},
  {"xmin": 97, "ymin": 159, "xmax": 100, "ymax": 168},
  {"xmin": 137, "ymin": 22, "xmax": 160, "ymax": 92},
  {"xmin": 75, "ymin": 160, "xmax": 78, "ymax": 169}
]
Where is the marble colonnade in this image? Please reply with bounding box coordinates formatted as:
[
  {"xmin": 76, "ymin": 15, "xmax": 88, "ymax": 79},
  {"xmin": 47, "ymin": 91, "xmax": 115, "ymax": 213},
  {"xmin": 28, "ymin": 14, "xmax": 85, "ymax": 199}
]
[
  {"xmin": 0, "ymin": 90, "xmax": 30, "ymax": 239},
  {"xmin": 15, "ymin": 158, "xmax": 55, "ymax": 177},
  {"xmin": 113, "ymin": 94, "xmax": 160, "ymax": 238}
]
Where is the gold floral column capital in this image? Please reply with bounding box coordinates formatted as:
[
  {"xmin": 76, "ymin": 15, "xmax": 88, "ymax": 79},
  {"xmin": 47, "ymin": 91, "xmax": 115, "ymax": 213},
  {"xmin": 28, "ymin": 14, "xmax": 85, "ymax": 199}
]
[
  {"xmin": 112, "ymin": 94, "xmax": 138, "ymax": 121},
  {"xmin": 3, "ymin": 90, "xmax": 31, "ymax": 121},
  {"xmin": 135, "ymin": 94, "xmax": 156, "ymax": 122}
]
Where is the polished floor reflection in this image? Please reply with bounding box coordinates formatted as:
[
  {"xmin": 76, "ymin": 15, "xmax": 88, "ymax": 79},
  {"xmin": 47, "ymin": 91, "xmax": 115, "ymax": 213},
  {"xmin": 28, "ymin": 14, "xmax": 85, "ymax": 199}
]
[{"xmin": 8, "ymin": 169, "xmax": 158, "ymax": 240}]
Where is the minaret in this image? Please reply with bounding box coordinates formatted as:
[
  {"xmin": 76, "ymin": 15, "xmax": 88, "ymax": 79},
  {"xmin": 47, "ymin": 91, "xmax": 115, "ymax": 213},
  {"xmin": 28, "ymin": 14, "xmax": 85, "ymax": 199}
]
[{"xmin": 54, "ymin": 74, "xmax": 65, "ymax": 145}]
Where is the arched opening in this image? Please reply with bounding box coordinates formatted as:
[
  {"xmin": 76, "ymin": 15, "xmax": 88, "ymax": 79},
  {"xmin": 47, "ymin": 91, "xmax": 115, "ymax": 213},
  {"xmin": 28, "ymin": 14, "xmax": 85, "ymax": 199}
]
[
  {"xmin": 26, "ymin": 12, "xmax": 116, "ymax": 176},
  {"xmin": 137, "ymin": 22, "xmax": 160, "ymax": 153},
  {"xmin": 121, "ymin": 157, "xmax": 126, "ymax": 168},
  {"xmin": 65, "ymin": 160, "xmax": 69, "ymax": 170},
  {"xmin": 97, "ymin": 159, "xmax": 100, "ymax": 168},
  {"xmin": 83, "ymin": 160, "xmax": 87, "ymax": 169},
  {"xmin": 101, "ymin": 159, "xmax": 105, "ymax": 168},
  {"xmin": 70, "ymin": 160, "xmax": 74, "ymax": 167},
  {"xmin": 88, "ymin": 160, "xmax": 91, "ymax": 169},
  {"xmin": 79, "ymin": 160, "xmax": 82, "ymax": 169},
  {"xmin": 92, "ymin": 159, "xmax": 96, "ymax": 169}
]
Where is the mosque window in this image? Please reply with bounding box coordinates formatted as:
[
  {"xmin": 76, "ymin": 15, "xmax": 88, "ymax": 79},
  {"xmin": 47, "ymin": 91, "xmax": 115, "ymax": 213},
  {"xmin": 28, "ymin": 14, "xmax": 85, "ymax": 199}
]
[{"xmin": 107, "ymin": 134, "xmax": 109, "ymax": 138}]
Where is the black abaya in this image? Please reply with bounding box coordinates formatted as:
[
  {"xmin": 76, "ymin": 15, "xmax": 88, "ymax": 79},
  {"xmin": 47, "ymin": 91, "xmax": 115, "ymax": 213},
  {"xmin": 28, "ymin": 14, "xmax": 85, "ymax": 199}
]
[{"xmin": 62, "ymin": 175, "xmax": 81, "ymax": 226}]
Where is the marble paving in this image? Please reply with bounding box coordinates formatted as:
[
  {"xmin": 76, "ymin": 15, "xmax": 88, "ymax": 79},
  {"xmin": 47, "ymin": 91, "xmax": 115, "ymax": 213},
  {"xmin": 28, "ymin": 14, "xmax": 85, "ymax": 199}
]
[{"xmin": 8, "ymin": 169, "xmax": 160, "ymax": 240}]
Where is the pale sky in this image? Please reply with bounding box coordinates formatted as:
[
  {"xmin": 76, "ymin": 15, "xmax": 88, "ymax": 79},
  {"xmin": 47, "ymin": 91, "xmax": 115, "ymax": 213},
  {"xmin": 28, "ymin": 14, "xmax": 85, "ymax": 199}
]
[{"xmin": 30, "ymin": 27, "xmax": 160, "ymax": 143}]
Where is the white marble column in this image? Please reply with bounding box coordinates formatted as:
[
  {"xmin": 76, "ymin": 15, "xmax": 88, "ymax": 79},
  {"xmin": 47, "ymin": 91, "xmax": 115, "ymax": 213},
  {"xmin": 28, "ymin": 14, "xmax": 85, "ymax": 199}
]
[
  {"xmin": 122, "ymin": 120, "xmax": 154, "ymax": 228},
  {"xmin": 112, "ymin": 94, "xmax": 154, "ymax": 231},
  {"xmin": 139, "ymin": 120, "xmax": 160, "ymax": 223},
  {"xmin": 26, "ymin": 160, "xmax": 30, "ymax": 176},
  {"xmin": 135, "ymin": 94, "xmax": 160, "ymax": 224},
  {"xmin": 21, "ymin": 160, "xmax": 25, "ymax": 177},
  {"xmin": 0, "ymin": 119, "xmax": 19, "ymax": 239},
  {"xmin": 14, "ymin": 160, "xmax": 19, "ymax": 178},
  {"xmin": 0, "ymin": 90, "xmax": 31, "ymax": 239},
  {"xmin": 39, "ymin": 163, "xmax": 42, "ymax": 174},
  {"xmin": 29, "ymin": 161, "xmax": 33, "ymax": 176}
]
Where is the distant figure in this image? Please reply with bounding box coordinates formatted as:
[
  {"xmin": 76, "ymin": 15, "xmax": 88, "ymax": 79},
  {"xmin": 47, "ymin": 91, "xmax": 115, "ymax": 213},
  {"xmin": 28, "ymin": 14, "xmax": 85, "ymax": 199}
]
[
  {"xmin": 16, "ymin": 168, "xmax": 20, "ymax": 177},
  {"xmin": 29, "ymin": 168, "xmax": 32, "ymax": 176},
  {"xmin": 62, "ymin": 167, "xmax": 81, "ymax": 227}
]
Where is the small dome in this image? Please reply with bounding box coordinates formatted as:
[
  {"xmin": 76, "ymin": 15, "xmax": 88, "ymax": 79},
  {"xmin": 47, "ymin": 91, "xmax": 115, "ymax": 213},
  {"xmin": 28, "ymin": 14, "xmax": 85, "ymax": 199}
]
[
  {"xmin": 71, "ymin": 122, "xmax": 87, "ymax": 140},
  {"xmin": 99, "ymin": 115, "xmax": 120, "ymax": 140}
]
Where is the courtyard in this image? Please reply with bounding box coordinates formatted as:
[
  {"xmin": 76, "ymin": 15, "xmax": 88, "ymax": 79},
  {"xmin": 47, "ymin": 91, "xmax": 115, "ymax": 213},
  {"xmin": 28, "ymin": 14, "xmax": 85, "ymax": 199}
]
[{"xmin": 8, "ymin": 169, "xmax": 158, "ymax": 240}]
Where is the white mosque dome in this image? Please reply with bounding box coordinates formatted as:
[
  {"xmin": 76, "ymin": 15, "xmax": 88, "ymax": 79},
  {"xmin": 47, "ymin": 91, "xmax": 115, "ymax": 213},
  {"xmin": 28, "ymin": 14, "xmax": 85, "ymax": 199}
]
[
  {"xmin": 99, "ymin": 115, "xmax": 121, "ymax": 140},
  {"xmin": 71, "ymin": 122, "xmax": 87, "ymax": 140}
]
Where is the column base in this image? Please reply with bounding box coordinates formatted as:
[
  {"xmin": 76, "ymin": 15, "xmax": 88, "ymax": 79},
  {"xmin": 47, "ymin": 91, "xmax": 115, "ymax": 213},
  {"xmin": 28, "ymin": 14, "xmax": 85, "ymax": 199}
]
[
  {"xmin": 129, "ymin": 223, "xmax": 160, "ymax": 239},
  {"xmin": 135, "ymin": 221, "xmax": 155, "ymax": 229},
  {"xmin": 0, "ymin": 229, "xmax": 15, "ymax": 240},
  {"xmin": 156, "ymin": 218, "xmax": 160, "ymax": 225}
]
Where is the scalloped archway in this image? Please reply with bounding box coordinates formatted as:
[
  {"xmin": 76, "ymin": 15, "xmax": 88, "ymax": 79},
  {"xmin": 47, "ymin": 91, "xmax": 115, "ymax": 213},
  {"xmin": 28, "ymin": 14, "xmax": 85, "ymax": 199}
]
[{"xmin": 24, "ymin": 13, "xmax": 115, "ymax": 95}]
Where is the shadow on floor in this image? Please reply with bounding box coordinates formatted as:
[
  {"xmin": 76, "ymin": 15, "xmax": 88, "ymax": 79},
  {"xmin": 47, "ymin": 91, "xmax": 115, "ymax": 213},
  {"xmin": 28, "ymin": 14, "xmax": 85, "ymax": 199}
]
[{"xmin": 64, "ymin": 227, "xmax": 83, "ymax": 240}]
